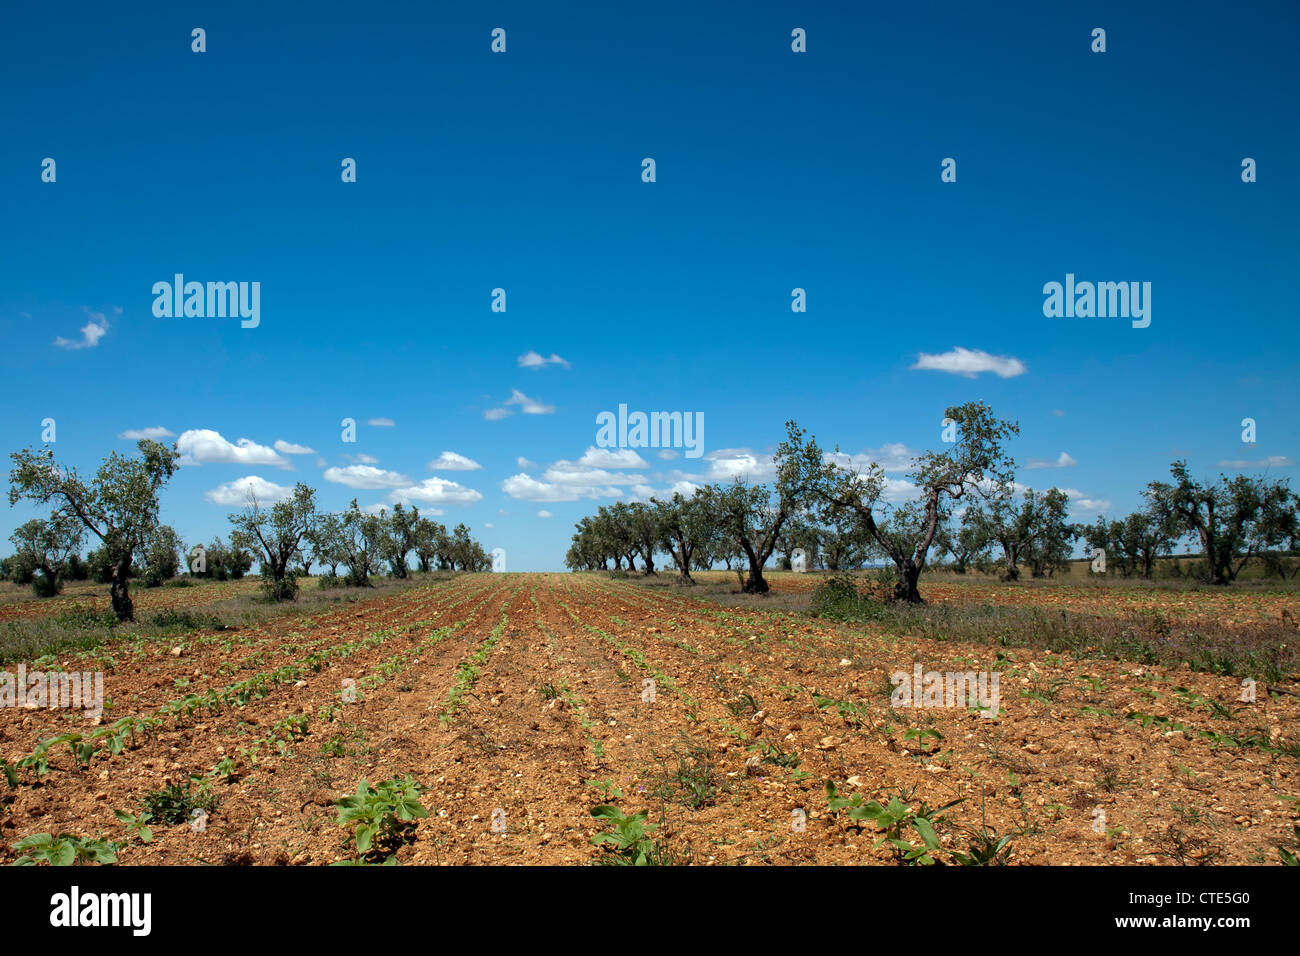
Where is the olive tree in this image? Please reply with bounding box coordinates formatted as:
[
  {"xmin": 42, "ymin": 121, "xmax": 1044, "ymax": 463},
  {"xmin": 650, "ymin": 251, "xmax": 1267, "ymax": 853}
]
[
  {"xmin": 783, "ymin": 402, "xmax": 1019, "ymax": 602},
  {"xmin": 1145, "ymin": 463, "xmax": 1298, "ymax": 584},
  {"xmin": 228, "ymin": 483, "xmax": 317, "ymax": 601},
  {"xmin": 969, "ymin": 486, "xmax": 1072, "ymax": 581},
  {"xmin": 337, "ymin": 501, "xmax": 384, "ymax": 586},
  {"xmin": 935, "ymin": 509, "xmax": 989, "ymax": 574},
  {"xmin": 411, "ymin": 515, "xmax": 449, "ymax": 572},
  {"xmin": 381, "ymin": 502, "xmax": 419, "ymax": 577},
  {"xmin": 652, "ymin": 487, "xmax": 718, "ymax": 585},
  {"xmin": 714, "ymin": 425, "xmax": 813, "ymax": 593},
  {"xmin": 9, "ymin": 440, "xmax": 179, "ymax": 620},
  {"xmin": 141, "ymin": 524, "xmax": 182, "ymax": 587},
  {"xmin": 625, "ymin": 501, "xmax": 662, "ymax": 575},
  {"xmin": 308, "ymin": 512, "xmax": 348, "ymax": 578},
  {"xmin": 8, "ymin": 513, "xmax": 83, "ymax": 596}
]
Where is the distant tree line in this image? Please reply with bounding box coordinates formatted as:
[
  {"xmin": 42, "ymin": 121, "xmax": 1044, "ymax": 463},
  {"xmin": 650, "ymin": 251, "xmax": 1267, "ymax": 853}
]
[
  {"xmin": 5, "ymin": 440, "xmax": 490, "ymax": 620},
  {"xmin": 565, "ymin": 402, "xmax": 1299, "ymax": 601}
]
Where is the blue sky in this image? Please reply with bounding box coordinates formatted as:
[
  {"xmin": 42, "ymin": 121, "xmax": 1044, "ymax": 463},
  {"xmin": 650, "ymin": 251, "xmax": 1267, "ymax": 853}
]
[{"xmin": 2, "ymin": 1, "xmax": 1297, "ymax": 570}]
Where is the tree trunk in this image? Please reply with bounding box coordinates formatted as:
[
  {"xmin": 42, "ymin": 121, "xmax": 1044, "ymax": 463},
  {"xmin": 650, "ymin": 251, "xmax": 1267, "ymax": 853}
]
[
  {"xmin": 894, "ymin": 561, "xmax": 923, "ymax": 603},
  {"xmin": 110, "ymin": 559, "xmax": 134, "ymax": 621},
  {"xmin": 1002, "ymin": 547, "xmax": 1021, "ymax": 582},
  {"xmin": 742, "ymin": 556, "xmax": 769, "ymax": 593},
  {"xmin": 672, "ymin": 543, "xmax": 694, "ymax": 584}
]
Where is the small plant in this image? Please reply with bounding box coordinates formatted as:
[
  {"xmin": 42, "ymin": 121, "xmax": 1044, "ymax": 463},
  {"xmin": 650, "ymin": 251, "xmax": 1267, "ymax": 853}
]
[
  {"xmin": 949, "ymin": 796, "xmax": 1014, "ymax": 866},
  {"xmin": 724, "ymin": 691, "xmax": 760, "ymax": 718},
  {"xmin": 755, "ymin": 739, "xmax": 801, "ymax": 769},
  {"xmin": 950, "ymin": 828, "xmax": 1014, "ymax": 866},
  {"xmin": 113, "ymin": 810, "xmax": 154, "ymax": 844},
  {"xmin": 654, "ymin": 745, "xmax": 720, "ymax": 809},
  {"xmin": 586, "ymin": 779, "xmax": 624, "ymax": 802},
  {"xmin": 825, "ymin": 781, "xmax": 963, "ymax": 865},
  {"xmin": 589, "ymin": 805, "xmax": 661, "ymax": 865},
  {"xmin": 141, "ymin": 778, "xmax": 219, "ymax": 826},
  {"xmin": 11, "ymin": 833, "xmax": 118, "ymax": 866},
  {"xmin": 332, "ymin": 776, "xmax": 429, "ymax": 864},
  {"xmin": 208, "ymin": 757, "xmax": 238, "ymax": 782},
  {"xmin": 1155, "ymin": 825, "xmax": 1224, "ymax": 866}
]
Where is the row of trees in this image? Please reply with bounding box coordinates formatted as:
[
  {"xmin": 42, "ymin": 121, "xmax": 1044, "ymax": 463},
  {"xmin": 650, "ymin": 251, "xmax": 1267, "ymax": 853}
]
[
  {"xmin": 566, "ymin": 403, "xmax": 1299, "ymax": 601},
  {"xmin": 235, "ymin": 490, "xmax": 491, "ymax": 599},
  {"xmin": 6, "ymin": 440, "xmax": 491, "ymax": 620}
]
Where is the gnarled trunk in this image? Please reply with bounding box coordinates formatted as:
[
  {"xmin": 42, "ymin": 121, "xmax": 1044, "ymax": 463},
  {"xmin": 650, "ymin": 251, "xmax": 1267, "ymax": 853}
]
[
  {"xmin": 110, "ymin": 559, "xmax": 134, "ymax": 621},
  {"xmin": 894, "ymin": 561, "xmax": 923, "ymax": 603}
]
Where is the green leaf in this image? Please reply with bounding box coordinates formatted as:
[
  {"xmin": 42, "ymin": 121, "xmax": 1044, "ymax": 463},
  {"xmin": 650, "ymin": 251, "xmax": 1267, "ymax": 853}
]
[
  {"xmin": 912, "ymin": 817, "xmax": 940, "ymax": 850},
  {"xmin": 355, "ymin": 824, "xmax": 374, "ymax": 853}
]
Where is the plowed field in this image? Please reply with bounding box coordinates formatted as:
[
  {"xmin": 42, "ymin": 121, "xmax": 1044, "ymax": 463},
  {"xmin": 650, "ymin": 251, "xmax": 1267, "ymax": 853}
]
[{"xmin": 2, "ymin": 573, "xmax": 1297, "ymax": 865}]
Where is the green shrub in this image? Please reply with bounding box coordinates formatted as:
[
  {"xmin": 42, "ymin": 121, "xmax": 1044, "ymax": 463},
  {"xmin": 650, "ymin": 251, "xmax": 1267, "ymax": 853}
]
[
  {"xmin": 140, "ymin": 778, "xmax": 219, "ymax": 825},
  {"xmin": 810, "ymin": 576, "xmax": 880, "ymax": 618},
  {"xmin": 11, "ymin": 832, "xmax": 119, "ymax": 866},
  {"xmin": 259, "ymin": 571, "xmax": 299, "ymax": 602},
  {"xmin": 332, "ymin": 776, "xmax": 429, "ymax": 864}
]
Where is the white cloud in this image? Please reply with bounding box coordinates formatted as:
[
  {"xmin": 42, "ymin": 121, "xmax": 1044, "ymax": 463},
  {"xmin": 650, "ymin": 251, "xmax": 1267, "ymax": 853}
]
[
  {"xmin": 389, "ymin": 477, "xmax": 483, "ymax": 505},
  {"xmin": 1026, "ymin": 452, "xmax": 1078, "ymax": 469},
  {"xmin": 517, "ymin": 351, "xmax": 570, "ymax": 370},
  {"xmin": 344, "ymin": 453, "xmax": 379, "ymax": 465},
  {"xmin": 912, "ymin": 347, "xmax": 1027, "ymax": 379},
  {"xmin": 516, "ymin": 457, "xmax": 538, "ymax": 470},
  {"xmin": 177, "ymin": 429, "xmax": 288, "ymax": 467},
  {"xmin": 1058, "ymin": 488, "xmax": 1111, "ymax": 514},
  {"xmin": 366, "ymin": 417, "xmax": 395, "ymax": 427},
  {"xmin": 537, "ymin": 509, "xmax": 554, "ymax": 518},
  {"xmin": 502, "ymin": 473, "xmax": 620, "ymax": 503},
  {"xmin": 1217, "ymin": 455, "xmax": 1295, "ymax": 469},
  {"xmin": 1052, "ymin": 409, "xmax": 1066, "ymax": 417},
  {"xmin": 427, "ymin": 451, "xmax": 482, "ymax": 471},
  {"xmin": 825, "ymin": 443, "xmax": 917, "ymax": 473},
  {"xmin": 880, "ymin": 478, "xmax": 919, "ymax": 503},
  {"xmin": 54, "ymin": 309, "xmax": 110, "ymax": 350},
  {"xmin": 486, "ymin": 390, "xmax": 554, "ymax": 419},
  {"xmin": 274, "ymin": 439, "xmax": 317, "ymax": 455},
  {"xmin": 118, "ymin": 426, "xmax": 174, "ymax": 441},
  {"xmin": 543, "ymin": 462, "xmax": 642, "ymax": 487},
  {"xmin": 484, "ymin": 522, "xmax": 495, "ymax": 529},
  {"xmin": 657, "ymin": 449, "xmax": 680, "ymax": 460},
  {"xmin": 577, "ymin": 447, "xmax": 649, "ymax": 469},
  {"xmin": 703, "ymin": 448, "xmax": 776, "ymax": 483},
  {"xmin": 505, "ymin": 389, "xmax": 554, "ymax": 415},
  {"xmin": 503, "ymin": 445, "xmax": 689, "ymax": 503},
  {"xmin": 323, "ymin": 464, "xmax": 411, "ymax": 488},
  {"xmin": 204, "ymin": 475, "xmax": 295, "ymax": 506}
]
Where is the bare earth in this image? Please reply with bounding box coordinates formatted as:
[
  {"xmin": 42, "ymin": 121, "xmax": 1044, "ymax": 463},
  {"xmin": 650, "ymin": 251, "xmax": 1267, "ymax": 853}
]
[{"xmin": 2, "ymin": 572, "xmax": 1297, "ymax": 865}]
